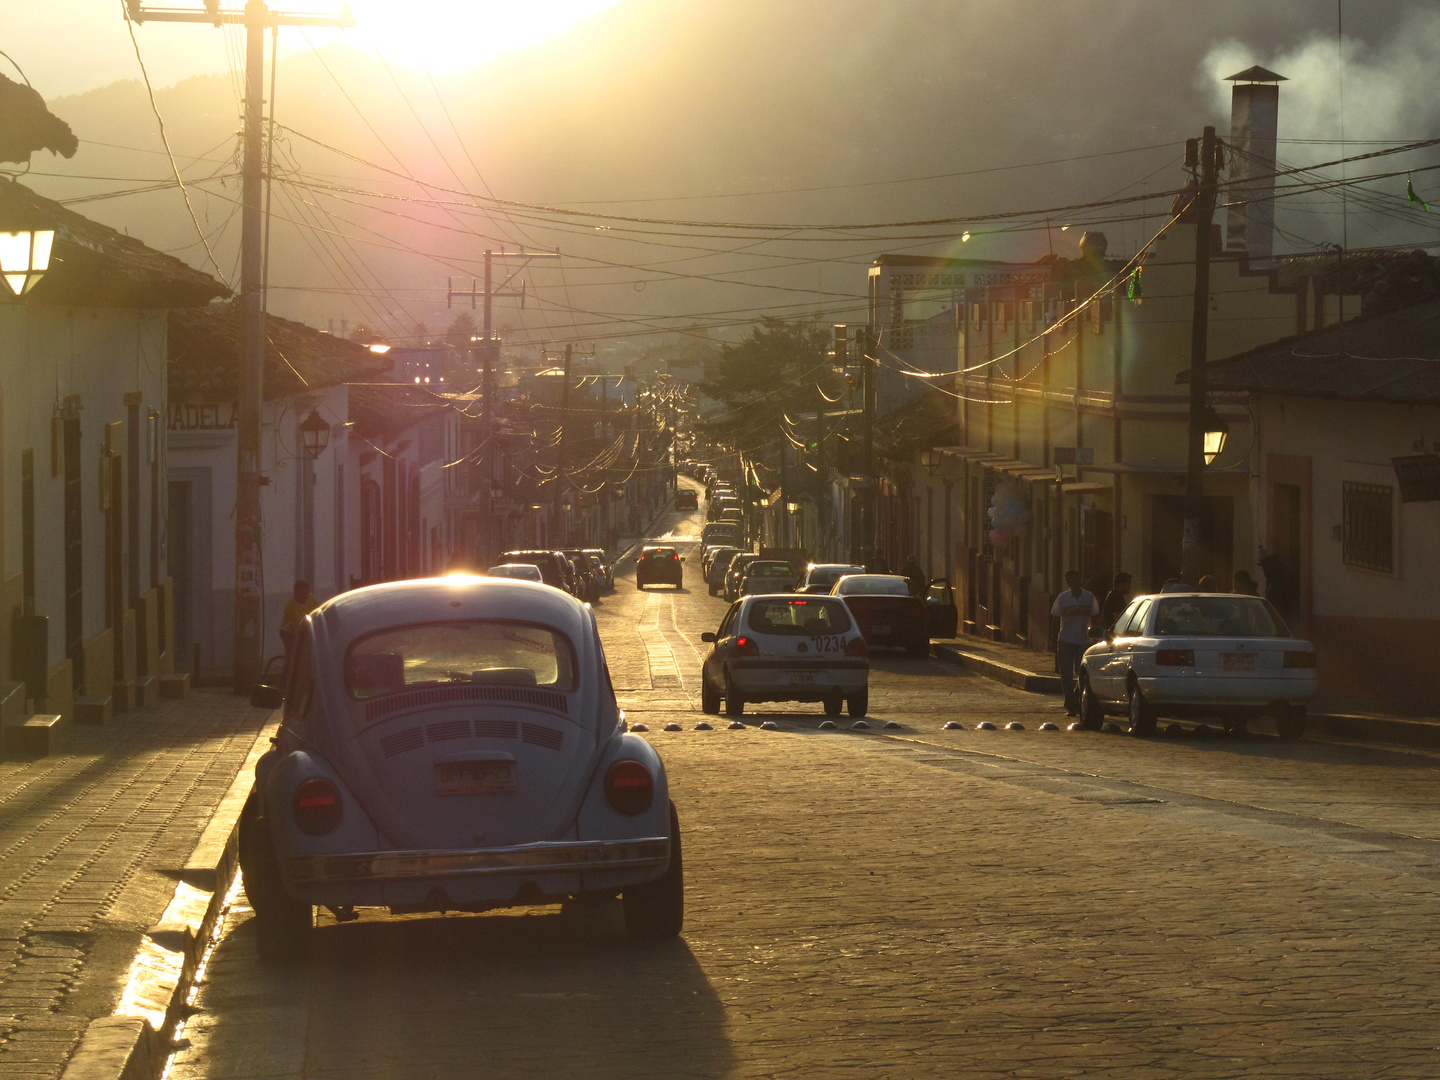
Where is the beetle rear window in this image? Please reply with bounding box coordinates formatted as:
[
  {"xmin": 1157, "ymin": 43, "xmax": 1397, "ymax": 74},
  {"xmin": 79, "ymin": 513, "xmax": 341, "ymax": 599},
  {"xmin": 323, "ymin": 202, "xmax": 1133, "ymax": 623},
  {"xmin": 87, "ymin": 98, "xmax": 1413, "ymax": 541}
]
[
  {"xmin": 345, "ymin": 621, "xmax": 578, "ymax": 699},
  {"xmin": 747, "ymin": 598, "xmax": 852, "ymax": 636}
]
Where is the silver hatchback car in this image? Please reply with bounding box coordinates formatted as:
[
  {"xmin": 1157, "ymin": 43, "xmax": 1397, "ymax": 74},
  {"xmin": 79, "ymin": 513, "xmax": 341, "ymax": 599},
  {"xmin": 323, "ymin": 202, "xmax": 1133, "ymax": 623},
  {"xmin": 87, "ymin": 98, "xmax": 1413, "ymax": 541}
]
[{"xmin": 700, "ymin": 594, "xmax": 869, "ymax": 718}]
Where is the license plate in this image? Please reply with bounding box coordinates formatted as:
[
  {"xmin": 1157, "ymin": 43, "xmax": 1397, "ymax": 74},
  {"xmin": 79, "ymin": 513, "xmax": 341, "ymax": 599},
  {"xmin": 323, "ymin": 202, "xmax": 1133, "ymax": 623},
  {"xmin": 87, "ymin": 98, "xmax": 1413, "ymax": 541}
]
[
  {"xmin": 789, "ymin": 672, "xmax": 816, "ymax": 685},
  {"xmin": 1222, "ymin": 653, "xmax": 1255, "ymax": 672},
  {"xmin": 436, "ymin": 759, "xmax": 516, "ymax": 796},
  {"xmin": 872, "ymin": 624, "xmax": 891, "ymax": 635}
]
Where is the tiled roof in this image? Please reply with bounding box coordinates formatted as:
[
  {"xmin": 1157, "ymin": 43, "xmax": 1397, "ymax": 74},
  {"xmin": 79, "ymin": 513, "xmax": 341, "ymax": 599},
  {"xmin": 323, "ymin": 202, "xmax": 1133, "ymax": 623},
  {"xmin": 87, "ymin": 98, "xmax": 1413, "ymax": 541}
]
[
  {"xmin": 0, "ymin": 179, "xmax": 224, "ymax": 307},
  {"xmin": 169, "ymin": 304, "xmax": 390, "ymax": 402},
  {"xmin": 1202, "ymin": 298, "xmax": 1440, "ymax": 406},
  {"xmin": 348, "ymin": 382, "xmax": 452, "ymax": 439}
]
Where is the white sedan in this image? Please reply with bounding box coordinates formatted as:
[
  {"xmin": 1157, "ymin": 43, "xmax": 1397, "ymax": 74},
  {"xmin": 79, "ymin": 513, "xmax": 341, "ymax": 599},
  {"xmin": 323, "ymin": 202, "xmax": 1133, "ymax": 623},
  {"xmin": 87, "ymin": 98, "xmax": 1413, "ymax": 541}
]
[
  {"xmin": 1078, "ymin": 592, "xmax": 1317, "ymax": 738},
  {"xmin": 700, "ymin": 594, "xmax": 869, "ymax": 718}
]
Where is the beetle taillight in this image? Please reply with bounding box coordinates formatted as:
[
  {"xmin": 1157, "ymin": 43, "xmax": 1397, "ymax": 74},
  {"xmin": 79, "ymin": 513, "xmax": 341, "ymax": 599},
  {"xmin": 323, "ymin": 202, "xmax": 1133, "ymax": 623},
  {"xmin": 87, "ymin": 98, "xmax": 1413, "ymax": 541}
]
[
  {"xmin": 735, "ymin": 636, "xmax": 759, "ymax": 656},
  {"xmin": 1283, "ymin": 650, "xmax": 1317, "ymax": 668},
  {"xmin": 845, "ymin": 637, "xmax": 868, "ymax": 658},
  {"xmin": 1155, "ymin": 649, "xmax": 1194, "ymax": 667},
  {"xmin": 293, "ymin": 777, "xmax": 343, "ymax": 835},
  {"xmin": 605, "ymin": 760, "xmax": 654, "ymax": 816}
]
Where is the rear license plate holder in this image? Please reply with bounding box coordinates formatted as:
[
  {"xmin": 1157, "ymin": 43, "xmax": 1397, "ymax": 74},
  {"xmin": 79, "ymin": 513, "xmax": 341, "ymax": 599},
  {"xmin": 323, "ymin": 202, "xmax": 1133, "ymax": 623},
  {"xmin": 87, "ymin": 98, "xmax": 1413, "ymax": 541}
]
[
  {"xmin": 436, "ymin": 759, "xmax": 516, "ymax": 796},
  {"xmin": 1222, "ymin": 652, "xmax": 1255, "ymax": 672},
  {"xmin": 872, "ymin": 624, "xmax": 891, "ymax": 635},
  {"xmin": 788, "ymin": 671, "xmax": 816, "ymax": 685}
]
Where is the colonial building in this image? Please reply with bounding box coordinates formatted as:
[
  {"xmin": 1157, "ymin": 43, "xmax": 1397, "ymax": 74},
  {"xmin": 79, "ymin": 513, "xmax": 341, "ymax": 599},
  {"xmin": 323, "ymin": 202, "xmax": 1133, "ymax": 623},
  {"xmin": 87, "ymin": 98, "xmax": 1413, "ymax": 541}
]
[{"xmin": 0, "ymin": 178, "xmax": 222, "ymax": 735}]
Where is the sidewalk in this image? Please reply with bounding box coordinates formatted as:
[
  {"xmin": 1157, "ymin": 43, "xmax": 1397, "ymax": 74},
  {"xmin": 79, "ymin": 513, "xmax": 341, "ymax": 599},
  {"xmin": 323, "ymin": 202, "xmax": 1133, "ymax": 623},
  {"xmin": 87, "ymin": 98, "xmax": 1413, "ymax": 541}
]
[
  {"xmin": 0, "ymin": 690, "xmax": 266, "ymax": 1080},
  {"xmin": 931, "ymin": 634, "xmax": 1440, "ymax": 748}
]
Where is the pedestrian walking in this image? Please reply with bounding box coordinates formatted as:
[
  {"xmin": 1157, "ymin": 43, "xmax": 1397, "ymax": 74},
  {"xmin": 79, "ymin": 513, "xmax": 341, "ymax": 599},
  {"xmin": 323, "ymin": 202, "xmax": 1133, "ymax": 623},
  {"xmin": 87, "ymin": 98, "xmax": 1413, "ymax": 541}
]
[
  {"xmin": 1051, "ymin": 570, "xmax": 1098, "ymax": 717},
  {"xmin": 901, "ymin": 554, "xmax": 927, "ymax": 597},
  {"xmin": 280, "ymin": 579, "xmax": 320, "ymax": 669},
  {"xmin": 1100, "ymin": 571, "xmax": 1132, "ymax": 632},
  {"xmin": 1197, "ymin": 574, "xmax": 1219, "ymax": 592}
]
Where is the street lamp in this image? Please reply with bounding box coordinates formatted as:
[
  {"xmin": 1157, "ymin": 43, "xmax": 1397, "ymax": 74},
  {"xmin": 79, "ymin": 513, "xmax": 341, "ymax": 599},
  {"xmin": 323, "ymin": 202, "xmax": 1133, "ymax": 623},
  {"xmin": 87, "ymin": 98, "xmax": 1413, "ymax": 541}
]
[
  {"xmin": 0, "ymin": 229, "xmax": 55, "ymax": 296},
  {"xmin": 785, "ymin": 499, "xmax": 800, "ymax": 513},
  {"xmin": 1202, "ymin": 407, "xmax": 1229, "ymax": 466},
  {"xmin": 919, "ymin": 448, "xmax": 944, "ymax": 475},
  {"xmin": 298, "ymin": 408, "xmax": 331, "ymax": 458},
  {"xmin": 560, "ymin": 493, "xmax": 574, "ymax": 512}
]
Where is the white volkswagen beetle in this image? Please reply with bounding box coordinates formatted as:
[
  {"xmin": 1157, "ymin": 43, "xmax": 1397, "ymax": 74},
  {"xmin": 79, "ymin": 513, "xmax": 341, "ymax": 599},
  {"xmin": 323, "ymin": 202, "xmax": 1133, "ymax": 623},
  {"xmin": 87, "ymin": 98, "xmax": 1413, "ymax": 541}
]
[{"xmin": 240, "ymin": 576, "xmax": 682, "ymax": 961}]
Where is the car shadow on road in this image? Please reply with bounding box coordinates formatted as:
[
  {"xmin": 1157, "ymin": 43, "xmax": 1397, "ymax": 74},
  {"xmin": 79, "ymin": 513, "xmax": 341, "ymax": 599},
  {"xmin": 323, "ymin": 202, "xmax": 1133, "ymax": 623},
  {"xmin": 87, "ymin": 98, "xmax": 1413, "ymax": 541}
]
[{"xmin": 226, "ymin": 903, "xmax": 734, "ymax": 1078}]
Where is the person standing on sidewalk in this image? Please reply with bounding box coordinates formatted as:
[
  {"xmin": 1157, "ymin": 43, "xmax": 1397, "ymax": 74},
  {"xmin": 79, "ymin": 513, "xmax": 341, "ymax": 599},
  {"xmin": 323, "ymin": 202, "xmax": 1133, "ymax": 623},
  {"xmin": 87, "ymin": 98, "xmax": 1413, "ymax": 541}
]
[
  {"xmin": 901, "ymin": 554, "xmax": 927, "ymax": 597},
  {"xmin": 280, "ymin": 580, "xmax": 320, "ymax": 668},
  {"xmin": 1100, "ymin": 571, "xmax": 1132, "ymax": 632},
  {"xmin": 1051, "ymin": 570, "xmax": 1099, "ymax": 717}
]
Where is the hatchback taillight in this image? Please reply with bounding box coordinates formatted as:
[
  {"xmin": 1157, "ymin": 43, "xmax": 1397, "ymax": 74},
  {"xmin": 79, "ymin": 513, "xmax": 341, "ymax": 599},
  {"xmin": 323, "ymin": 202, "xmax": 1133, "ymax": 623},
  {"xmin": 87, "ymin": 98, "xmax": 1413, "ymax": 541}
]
[
  {"xmin": 293, "ymin": 777, "xmax": 343, "ymax": 835},
  {"xmin": 845, "ymin": 636, "xmax": 868, "ymax": 658},
  {"xmin": 1283, "ymin": 650, "xmax": 1317, "ymax": 668},
  {"xmin": 605, "ymin": 760, "xmax": 654, "ymax": 815},
  {"xmin": 735, "ymin": 636, "xmax": 759, "ymax": 657},
  {"xmin": 1155, "ymin": 649, "xmax": 1194, "ymax": 667}
]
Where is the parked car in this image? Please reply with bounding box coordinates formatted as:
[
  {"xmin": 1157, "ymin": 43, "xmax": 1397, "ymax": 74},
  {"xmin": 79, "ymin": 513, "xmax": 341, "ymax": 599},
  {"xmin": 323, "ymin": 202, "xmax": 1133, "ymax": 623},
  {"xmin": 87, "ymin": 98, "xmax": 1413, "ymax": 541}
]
[
  {"xmin": 636, "ymin": 545, "xmax": 684, "ymax": 589},
  {"xmin": 675, "ymin": 489, "xmax": 699, "ymax": 511},
  {"xmin": 795, "ymin": 563, "xmax": 866, "ymax": 595},
  {"xmin": 701, "ymin": 522, "xmax": 741, "ymax": 550},
  {"xmin": 925, "ymin": 578, "xmax": 959, "ymax": 638},
  {"xmin": 700, "ymin": 594, "xmax": 869, "ymax": 718},
  {"xmin": 739, "ymin": 560, "xmax": 796, "ymax": 597},
  {"xmin": 583, "ymin": 548, "xmax": 614, "ymax": 591},
  {"xmin": 705, "ymin": 547, "xmax": 742, "ymax": 595},
  {"xmin": 240, "ymin": 576, "xmax": 683, "ymax": 961},
  {"xmin": 499, "ymin": 550, "xmax": 574, "ymax": 595},
  {"xmin": 724, "ymin": 553, "xmax": 760, "ymax": 601},
  {"xmin": 561, "ymin": 549, "xmax": 601, "ymax": 603},
  {"xmin": 486, "ymin": 563, "xmax": 543, "ymax": 583},
  {"xmin": 1077, "ymin": 592, "xmax": 1318, "ymax": 738},
  {"xmin": 829, "ymin": 574, "xmax": 930, "ymax": 657}
]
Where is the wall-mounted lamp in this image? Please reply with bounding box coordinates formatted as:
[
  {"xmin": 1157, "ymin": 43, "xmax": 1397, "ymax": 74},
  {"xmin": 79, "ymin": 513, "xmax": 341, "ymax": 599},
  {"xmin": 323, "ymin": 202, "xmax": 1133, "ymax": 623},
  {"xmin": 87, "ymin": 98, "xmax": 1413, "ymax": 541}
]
[
  {"xmin": 298, "ymin": 408, "xmax": 331, "ymax": 459},
  {"xmin": 0, "ymin": 230, "xmax": 55, "ymax": 296},
  {"xmin": 785, "ymin": 499, "xmax": 801, "ymax": 513},
  {"xmin": 1202, "ymin": 407, "xmax": 1229, "ymax": 466},
  {"xmin": 919, "ymin": 448, "xmax": 944, "ymax": 475}
]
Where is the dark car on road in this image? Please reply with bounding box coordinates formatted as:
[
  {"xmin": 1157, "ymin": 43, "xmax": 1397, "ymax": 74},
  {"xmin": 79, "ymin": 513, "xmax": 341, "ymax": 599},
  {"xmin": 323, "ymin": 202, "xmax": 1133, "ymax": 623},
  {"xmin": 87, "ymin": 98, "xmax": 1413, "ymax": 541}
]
[
  {"xmin": 583, "ymin": 548, "xmax": 614, "ymax": 591},
  {"xmin": 499, "ymin": 550, "xmax": 574, "ymax": 595},
  {"xmin": 675, "ymin": 489, "xmax": 698, "ymax": 510},
  {"xmin": 636, "ymin": 545, "xmax": 684, "ymax": 589},
  {"xmin": 830, "ymin": 574, "xmax": 930, "ymax": 656},
  {"xmin": 561, "ymin": 549, "xmax": 601, "ymax": 603}
]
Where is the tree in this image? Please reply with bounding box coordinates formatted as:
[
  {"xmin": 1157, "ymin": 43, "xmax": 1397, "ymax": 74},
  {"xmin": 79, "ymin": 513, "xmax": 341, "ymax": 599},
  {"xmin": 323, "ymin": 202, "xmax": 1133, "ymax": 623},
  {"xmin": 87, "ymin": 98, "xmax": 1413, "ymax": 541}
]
[
  {"xmin": 699, "ymin": 318, "xmax": 830, "ymax": 450},
  {"xmin": 445, "ymin": 311, "xmax": 478, "ymax": 348}
]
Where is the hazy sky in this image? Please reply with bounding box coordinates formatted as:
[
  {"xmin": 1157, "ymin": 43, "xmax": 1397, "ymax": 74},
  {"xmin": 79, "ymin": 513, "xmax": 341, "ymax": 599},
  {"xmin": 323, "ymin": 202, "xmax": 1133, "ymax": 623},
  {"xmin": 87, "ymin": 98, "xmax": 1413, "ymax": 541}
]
[{"xmin": 1, "ymin": 0, "xmax": 625, "ymax": 97}]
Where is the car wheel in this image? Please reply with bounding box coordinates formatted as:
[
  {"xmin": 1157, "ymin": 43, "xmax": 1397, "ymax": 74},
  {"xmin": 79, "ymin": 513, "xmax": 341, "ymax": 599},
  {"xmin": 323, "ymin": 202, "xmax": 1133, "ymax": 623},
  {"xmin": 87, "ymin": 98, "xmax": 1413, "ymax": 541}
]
[
  {"xmin": 823, "ymin": 692, "xmax": 842, "ymax": 717},
  {"xmin": 239, "ymin": 793, "xmax": 313, "ymax": 964},
  {"xmin": 1078, "ymin": 676, "xmax": 1105, "ymax": 730},
  {"xmin": 701, "ymin": 678, "xmax": 721, "ymax": 715},
  {"xmin": 623, "ymin": 801, "xmax": 684, "ymax": 941},
  {"xmin": 847, "ymin": 690, "xmax": 869, "ymax": 718},
  {"xmin": 636, "ymin": 582, "xmax": 645, "ymax": 590},
  {"xmin": 1275, "ymin": 704, "xmax": 1306, "ymax": 741},
  {"xmin": 724, "ymin": 676, "xmax": 745, "ymax": 717},
  {"xmin": 707, "ymin": 583, "xmax": 717, "ymax": 596},
  {"xmin": 1127, "ymin": 681, "xmax": 1157, "ymax": 737}
]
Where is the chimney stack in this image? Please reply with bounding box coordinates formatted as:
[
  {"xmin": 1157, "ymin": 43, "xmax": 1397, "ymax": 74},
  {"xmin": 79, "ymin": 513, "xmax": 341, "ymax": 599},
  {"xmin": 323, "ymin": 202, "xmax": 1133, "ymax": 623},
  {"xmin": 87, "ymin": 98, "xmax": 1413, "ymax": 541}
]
[{"xmin": 1224, "ymin": 65, "xmax": 1286, "ymax": 263}]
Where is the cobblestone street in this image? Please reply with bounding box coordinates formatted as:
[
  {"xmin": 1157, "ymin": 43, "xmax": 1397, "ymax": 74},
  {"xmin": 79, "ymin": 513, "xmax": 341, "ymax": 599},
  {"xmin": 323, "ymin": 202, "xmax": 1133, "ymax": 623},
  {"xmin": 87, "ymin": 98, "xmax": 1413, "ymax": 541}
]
[
  {"xmin": 165, "ymin": 503, "xmax": 1440, "ymax": 1080},
  {"xmin": 0, "ymin": 692, "xmax": 266, "ymax": 1079}
]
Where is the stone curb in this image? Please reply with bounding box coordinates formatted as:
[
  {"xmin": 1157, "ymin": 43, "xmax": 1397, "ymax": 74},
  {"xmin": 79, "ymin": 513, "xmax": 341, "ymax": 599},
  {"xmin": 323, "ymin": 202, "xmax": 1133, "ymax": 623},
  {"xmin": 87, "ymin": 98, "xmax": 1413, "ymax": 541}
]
[
  {"xmin": 931, "ymin": 641, "xmax": 1062, "ymax": 694},
  {"xmin": 58, "ymin": 716, "xmax": 279, "ymax": 1080}
]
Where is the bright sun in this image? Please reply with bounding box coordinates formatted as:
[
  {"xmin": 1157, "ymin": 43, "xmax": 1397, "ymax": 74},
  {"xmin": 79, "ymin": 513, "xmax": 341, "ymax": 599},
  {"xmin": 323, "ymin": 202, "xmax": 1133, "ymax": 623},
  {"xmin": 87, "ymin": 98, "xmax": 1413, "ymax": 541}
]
[{"xmin": 336, "ymin": 0, "xmax": 625, "ymax": 73}]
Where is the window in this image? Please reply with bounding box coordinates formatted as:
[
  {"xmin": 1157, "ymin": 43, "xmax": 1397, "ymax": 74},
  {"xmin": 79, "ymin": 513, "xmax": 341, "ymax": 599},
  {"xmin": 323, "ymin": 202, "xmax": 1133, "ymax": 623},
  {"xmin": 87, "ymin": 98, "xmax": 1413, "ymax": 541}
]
[
  {"xmin": 345, "ymin": 621, "xmax": 578, "ymax": 699},
  {"xmin": 746, "ymin": 598, "xmax": 852, "ymax": 636},
  {"xmin": 1152, "ymin": 597, "xmax": 1288, "ymax": 638},
  {"xmin": 1342, "ymin": 482, "xmax": 1393, "ymax": 572},
  {"xmin": 1121, "ymin": 599, "xmax": 1152, "ymax": 637}
]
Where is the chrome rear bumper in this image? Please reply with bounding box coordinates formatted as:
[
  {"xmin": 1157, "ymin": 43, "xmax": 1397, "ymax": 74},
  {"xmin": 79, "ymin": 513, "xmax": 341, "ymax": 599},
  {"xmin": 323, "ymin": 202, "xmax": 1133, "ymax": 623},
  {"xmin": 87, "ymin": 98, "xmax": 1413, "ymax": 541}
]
[{"xmin": 287, "ymin": 837, "xmax": 669, "ymax": 884}]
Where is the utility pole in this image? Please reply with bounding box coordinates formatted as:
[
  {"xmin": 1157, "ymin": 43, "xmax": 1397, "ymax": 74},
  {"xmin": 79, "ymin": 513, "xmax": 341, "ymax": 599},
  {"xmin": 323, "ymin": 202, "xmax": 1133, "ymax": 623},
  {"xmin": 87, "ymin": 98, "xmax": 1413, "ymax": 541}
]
[
  {"xmin": 448, "ymin": 249, "xmax": 558, "ymax": 562},
  {"xmin": 554, "ymin": 344, "xmax": 573, "ymax": 545},
  {"xmin": 126, "ymin": 1, "xmax": 352, "ymax": 693},
  {"xmin": 860, "ymin": 326, "xmax": 877, "ymax": 566},
  {"xmin": 1181, "ymin": 125, "xmax": 1221, "ymax": 586}
]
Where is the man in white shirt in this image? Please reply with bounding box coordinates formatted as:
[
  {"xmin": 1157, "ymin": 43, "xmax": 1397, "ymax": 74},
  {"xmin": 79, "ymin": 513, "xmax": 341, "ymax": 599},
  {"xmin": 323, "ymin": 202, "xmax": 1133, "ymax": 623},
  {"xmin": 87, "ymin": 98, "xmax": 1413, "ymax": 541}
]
[{"xmin": 1051, "ymin": 569, "xmax": 1099, "ymax": 716}]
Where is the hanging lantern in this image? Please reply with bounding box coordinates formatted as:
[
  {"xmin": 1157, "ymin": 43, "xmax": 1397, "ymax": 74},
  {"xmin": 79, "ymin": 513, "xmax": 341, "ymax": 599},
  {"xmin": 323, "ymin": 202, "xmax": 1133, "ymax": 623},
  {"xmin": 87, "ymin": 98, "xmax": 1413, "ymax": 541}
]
[{"xmin": 298, "ymin": 408, "xmax": 331, "ymax": 459}]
